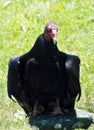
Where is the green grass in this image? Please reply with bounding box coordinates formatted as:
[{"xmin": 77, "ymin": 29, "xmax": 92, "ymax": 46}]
[{"xmin": 0, "ymin": 0, "xmax": 94, "ymax": 129}]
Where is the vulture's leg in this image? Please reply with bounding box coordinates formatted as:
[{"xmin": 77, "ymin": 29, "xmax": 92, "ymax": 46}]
[
  {"xmin": 52, "ymin": 98, "xmax": 63, "ymax": 115},
  {"xmin": 32, "ymin": 101, "xmax": 44, "ymax": 117}
]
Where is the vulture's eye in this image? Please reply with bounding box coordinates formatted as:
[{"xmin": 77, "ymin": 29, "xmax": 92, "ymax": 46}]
[
  {"xmin": 47, "ymin": 28, "xmax": 58, "ymax": 33},
  {"xmin": 47, "ymin": 29, "xmax": 52, "ymax": 33}
]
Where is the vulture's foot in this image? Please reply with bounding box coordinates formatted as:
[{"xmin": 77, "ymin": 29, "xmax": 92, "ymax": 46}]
[{"xmin": 51, "ymin": 106, "xmax": 63, "ymax": 115}]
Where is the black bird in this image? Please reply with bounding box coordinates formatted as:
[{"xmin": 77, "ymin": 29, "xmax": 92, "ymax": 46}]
[{"xmin": 7, "ymin": 22, "xmax": 81, "ymax": 116}]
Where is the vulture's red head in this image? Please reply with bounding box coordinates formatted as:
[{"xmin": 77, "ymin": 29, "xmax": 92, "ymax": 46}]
[{"xmin": 44, "ymin": 22, "xmax": 58, "ymax": 44}]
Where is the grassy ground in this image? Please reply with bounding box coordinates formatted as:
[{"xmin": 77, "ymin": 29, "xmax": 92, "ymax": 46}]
[{"xmin": 0, "ymin": 0, "xmax": 94, "ymax": 129}]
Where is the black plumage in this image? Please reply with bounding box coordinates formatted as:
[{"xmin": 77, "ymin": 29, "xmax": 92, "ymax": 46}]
[{"xmin": 7, "ymin": 22, "xmax": 81, "ymax": 116}]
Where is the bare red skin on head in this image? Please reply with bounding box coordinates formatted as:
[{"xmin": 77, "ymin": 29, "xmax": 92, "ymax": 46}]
[{"xmin": 44, "ymin": 22, "xmax": 58, "ymax": 42}]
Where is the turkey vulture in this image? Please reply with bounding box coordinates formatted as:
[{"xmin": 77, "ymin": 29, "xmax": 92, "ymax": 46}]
[{"xmin": 7, "ymin": 22, "xmax": 81, "ymax": 117}]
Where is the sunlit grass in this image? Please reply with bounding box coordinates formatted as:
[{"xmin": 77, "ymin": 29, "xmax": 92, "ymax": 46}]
[{"xmin": 0, "ymin": 0, "xmax": 94, "ymax": 129}]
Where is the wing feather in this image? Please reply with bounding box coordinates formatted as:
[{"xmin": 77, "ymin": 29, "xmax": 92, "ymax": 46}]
[
  {"xmin": 65, "ymin": 54, "xmax": 81, "ymax": 101},
  {"xmin": 7, "ymin": 56, "xmax": 21, "ymax": 100}
]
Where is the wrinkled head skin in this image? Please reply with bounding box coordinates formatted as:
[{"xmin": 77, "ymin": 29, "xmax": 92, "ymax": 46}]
[{"xmin": 44, "ymin": 22, "xmax": 58, "ymax": 44}]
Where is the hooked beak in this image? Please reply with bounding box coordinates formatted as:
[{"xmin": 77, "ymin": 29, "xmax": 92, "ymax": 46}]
[
  {"xmin": 51, "ymin": 32, "xmax": 57, "ymax": 44},
  {"xmin": 52, "ymin": 37, "xmax": 57, "ymax": 44}
]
